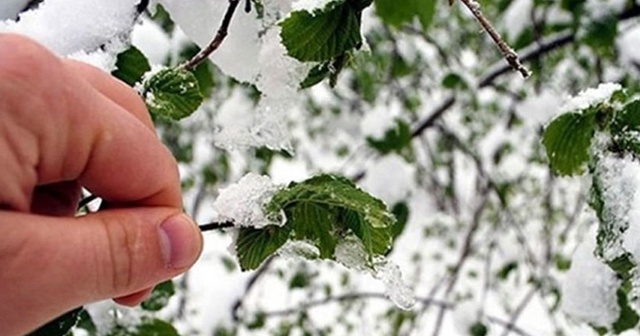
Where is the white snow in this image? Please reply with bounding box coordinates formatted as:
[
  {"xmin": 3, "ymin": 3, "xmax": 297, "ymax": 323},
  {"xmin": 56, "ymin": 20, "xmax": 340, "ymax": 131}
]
[
  {"xmin": 618, "ymin": 26, "xmax": 640, "ymax": 71},
  {"xmin": 213, "ymin": 173, "xmax": 283, "ymax": 228},
  {"xmin": 360, "ymin": 104, "xmax": 401, "ymax": 139},
  {"xmin": 502, "ymin": 0, "xmax": 532, "ymax": 42},
  {"xmin": 0, "ymin": 0, "xmax": 137, "ymax": 70},
  {"xmin": 131, "ymin": 17, "xmax": 171, "ymax": 65},
  {"xmin": 334, "ymin": 236, "xmax": 416, "ymax": 310},
  {"xmin": 161, "ymin": 0, "xmax": 309, "ymax": 151},
  {"xmin": 361, "ymin": 154, "xmax": 414, "ymax": 206},
  {"xmin": 561, "ymin": 232, "xmax": 621, "ymax": 328},
  {"xmin": 560, "ymin": 82, "xmax": 622, "ymax": 113},
  {"xmin": 594, "ymin": 152, "xmax": 640, "ymax": 261},
  {"xmin": 277, "ymin": 240, "xmax": 321, "ymax": 260},
  {"xmin": 291, "ymin": 0, "xmax": 338, "ymax": 12},
  {"xmin": 158, "ymin": 0, "xmax": 261, "ymax": 83},
  {"xmin": 0, "ymin": 0, "xmax": 29, "ymax": 20},
  {"xmin": 84, "ymin": 300, "xmax": 142, "ymax": 336},
  {"xmin": 452, "ymin": 300, "xmax": 483, "ymax": 336},
  {"xmin": 585, "ymin": 0, "xmax": 626, "ymax": 20}
]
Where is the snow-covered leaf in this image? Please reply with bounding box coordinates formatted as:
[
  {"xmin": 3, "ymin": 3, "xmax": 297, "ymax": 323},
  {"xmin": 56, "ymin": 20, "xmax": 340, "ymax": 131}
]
[
  {"xmin": 142, "ymin": 68, "xmax": 203, "ymax": 120},
  {"xmin": 280, "ymin": 2, "xmax": 362, "ymax": 62},
  {"xmin": 267, "ymin": 174, "xmax": 395, "ymax": 258},
  {"xmin": 543, "ymin": 112, "xmax": 596, "ymax": 176}
]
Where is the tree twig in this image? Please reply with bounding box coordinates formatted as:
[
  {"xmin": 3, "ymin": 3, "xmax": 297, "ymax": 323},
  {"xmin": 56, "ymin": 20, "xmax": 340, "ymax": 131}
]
[
  {"xmin": 255, "ymin": 291, "xmax": 534, "ymax": 336},
  {"xmin": 199, "ymin": 221, "xmax": 235, "ymax": 231},
  {"xmin": 458, "ymin": 0, "xmax": 530, "ymax": 78},
  {"xmin": 180, "ymin": 0, "xmax": 242, "ymax": 71}
]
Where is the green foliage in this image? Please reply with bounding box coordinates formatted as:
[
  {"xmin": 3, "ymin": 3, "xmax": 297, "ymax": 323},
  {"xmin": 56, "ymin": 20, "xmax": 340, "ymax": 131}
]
[
  {"xmin": 367, "ymin": 121, "xmax": 413, "ymax": 155},
  {"xmin": 582, "ymin": 16, "xmax": 618, "ymax": 58},
  {"xmin": 612, "ymin": 287, "xmax": 640, "ymax": 333},
  {"xmin": 374, "ymin": 0, "xmax": 436, "ymax": 31},
  {"xmin": 280, "ymin": 1, "xmax": 362, "ymax": 62},
  {"xmin": 544, "ymin": 90, "xmax": 640, "ymax": 332},
  {"xmin": 106, "ymin": 319, "xmax": 180, "ymax": 336},
  {"xmin": 390, "ymin": 202, "xmax": 409, "ymax": 240},
  {"xmin": 29, "ymin": 307, "xmax": 82, "ymax": 336},
  {"xmin": 469, "ymin": 322, "xmax": 489, "ymax": 336},
  {"xmin": 235, "ymin": 174, "xmax": 396, "ymax": 271},
  {"xmin": 236, "ymin": 223, "xmax": 293, "ymax": 271},
  {"xmin": 141, "ymin": 280, "xmax": 176, "ymax": 312},
  {"xmin": 542, "ymin": 112, "xmax": 596, "ymax": 176},
  {"xmin": 142, "ymin": 68, "xmax": 203, "ymax": 120},
  {"xmin": 112, "ymin": 46, "xmax": 151, "ymax": 86}
]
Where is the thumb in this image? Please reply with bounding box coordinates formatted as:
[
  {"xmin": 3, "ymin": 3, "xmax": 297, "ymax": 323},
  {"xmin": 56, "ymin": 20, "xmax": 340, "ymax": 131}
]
[{"xmin": 0, "ymin": 207, "xmax": 203, "ymax": 336}]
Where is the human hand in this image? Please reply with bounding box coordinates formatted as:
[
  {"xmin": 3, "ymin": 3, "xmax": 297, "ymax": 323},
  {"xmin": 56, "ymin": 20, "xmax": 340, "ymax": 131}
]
[{"xmin": 0, "ymin": 34, "xmax": 203, "ymax": 335}]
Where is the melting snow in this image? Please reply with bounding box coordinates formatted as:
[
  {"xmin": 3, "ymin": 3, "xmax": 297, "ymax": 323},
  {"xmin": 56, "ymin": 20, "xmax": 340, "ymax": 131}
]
[
  {"xmin": 213, "ymin": 173, "xmax": 282, "ymax": 228},
  {"xmin": 560, "ymin": 82, "xmax": 621, "ymax": 113},
  {"xmin": 335, "ymin": 236, "xmax": 416, "ymax": 310},
  {"xmin": 561, "ymin": 232, "xmax": 621, "ymax": 328}
]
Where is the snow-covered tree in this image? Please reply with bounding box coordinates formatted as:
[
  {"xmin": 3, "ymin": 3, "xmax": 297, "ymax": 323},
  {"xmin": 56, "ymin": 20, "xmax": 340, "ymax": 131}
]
[{"xmin": 5, "ymin": 0, "xmax": 640, "ymax": 335}]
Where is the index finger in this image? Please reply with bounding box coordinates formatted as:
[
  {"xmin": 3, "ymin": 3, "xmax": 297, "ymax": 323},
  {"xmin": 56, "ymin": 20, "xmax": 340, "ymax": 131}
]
[{"xmin": 0, "ymin": 34, "xmax": 182, "ymax": 210}]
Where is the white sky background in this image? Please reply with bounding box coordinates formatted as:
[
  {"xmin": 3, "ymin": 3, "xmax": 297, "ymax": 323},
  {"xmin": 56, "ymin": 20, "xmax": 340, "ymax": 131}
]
[{"xmin": 4, "ymin": 0, "xmax": 640, "ymax": 335}]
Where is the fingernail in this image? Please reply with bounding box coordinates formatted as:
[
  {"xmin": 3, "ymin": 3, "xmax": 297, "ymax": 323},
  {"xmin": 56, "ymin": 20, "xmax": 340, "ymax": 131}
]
[{"xmin": 159, "ymin": 214, "xmax": 201, "ymax": 269}]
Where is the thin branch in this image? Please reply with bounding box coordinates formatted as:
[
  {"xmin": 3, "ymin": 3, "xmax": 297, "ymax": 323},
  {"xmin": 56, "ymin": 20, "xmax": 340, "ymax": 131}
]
[
  {"xmin": 458, "ymin": 0, "xmax": 530, "ymax": 78},
  {"xmin": 500, "ymin": 286, "xmax": 538, "ymax": 336},
  {"xmin": 180, "ymin": 0, "xmax": 242, "ymax": 71},
  {"xmin": 262, "ymin": 292, "xmax": 452, "ymax": 317},
  {"xmin": 257, "ymin": 292, "xmax": 533, "ymax": 336},
  {"xmin": 199, "ymin": 221, "xmax": 235, "ymax": 231},
  {"xmin": 431, "ymin": 185, "xmax": 491, "ymax": 336},
  {"xmin": 232, "ymin": 256, "xmax": 276, "ymax": 321}
]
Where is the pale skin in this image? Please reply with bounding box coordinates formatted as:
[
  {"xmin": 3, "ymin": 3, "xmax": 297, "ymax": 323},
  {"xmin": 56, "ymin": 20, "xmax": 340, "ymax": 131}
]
[{"xmin": 0, "ymin": 34, "xmax": 203, "ymax": 335}]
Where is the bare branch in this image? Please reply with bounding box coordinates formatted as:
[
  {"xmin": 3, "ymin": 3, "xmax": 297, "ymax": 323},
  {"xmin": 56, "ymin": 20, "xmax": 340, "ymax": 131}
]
[
  {"xmin": 458, "ymin": 0, "xmax": 530, "ymax": 78},
  {"xmin": 255, "ymin": 291, "xmax": 534, "ymax": 336},
  {"xmin": 180, "ymin": 0, "xmax": 242, "ymax": 71},
  {"xmin": 199, "ymin": 221, "xmax": 235, "ymax": 231}
]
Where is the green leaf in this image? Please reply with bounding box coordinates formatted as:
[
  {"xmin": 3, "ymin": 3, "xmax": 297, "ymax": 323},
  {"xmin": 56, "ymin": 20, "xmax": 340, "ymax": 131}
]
[
  {"xmin": 268, "ymin": 174, "xmax": 396, "ymax": 258},
  {"xmin": 497, "ymin": 261, "xmax": 518, "ymax": 280},
  {"xmin": 141, "ymin": 280, "xmax": 175, "ymax": 312},
  {"xmin": 29, "ymin": 307, "xmax": 82, "ymax": 336},
  {"xmin": 300, "ymin": 62, "xmax": 331, "ymax": 89},
  {"xmin": 583, "ymin": 16, "xmax": 618, "ymax": 58},
  {"xmin": 374, "ymin": 0, "xmax": 436, "ymax": 31},
  {"xmin": 280, "ymin": 2, "xmax": 362, "ymax": 62},
  {"xmin": 75, "ymin": 309, "xmax": 97, "ymax": 335},
  {"xmin": 390, "ymin": 202, "xmax": 409, "ymax": 239},
  {"xmin": 469, "ymin": 322, "xmax": 489, "ymax": 336},
  {"xmin": 290, "ymin": 202, "xmax": 338, "ymax": 258},
  {"xmin": 442, "ymin": 72, "xmax": 467, "ymax": 90},
  {"xmin": 112, "ymin": 46, "xmax": 151, "ymax": 87},
  {"xmin": 367, "ymin": 120, "xmax": 412, "ymax": 155},
  {"xmin": 612, "ymin": 100, "xmax": 640, "ymax": 134},
  {"xmin": 542, "ymin": 112, "xmax": 596, "ymax": 176},
  {"xmin": 134, "ymin": 319, "xmax": 180, "ymax": 336},
  {"xmin": 236, "ymin": 223, "xmax": 292, "ymax": 271},
  {"xmin": 340, "ymin": 209, "xmax": 392, "ymax": 255},
  {"xmin": 143, "ymin": 68, "xmax": 204, "ymax": 120},
  {"xmin": 289, "ymin": 270, "xmax": 312, "ymax": 289},
  {"xmin": 612, "ymin": 288, "xmax": 640, "ymax": 333},
  {"xmin": 610, "ymin": 100, "xmax": 640, "ymax": 157}
]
